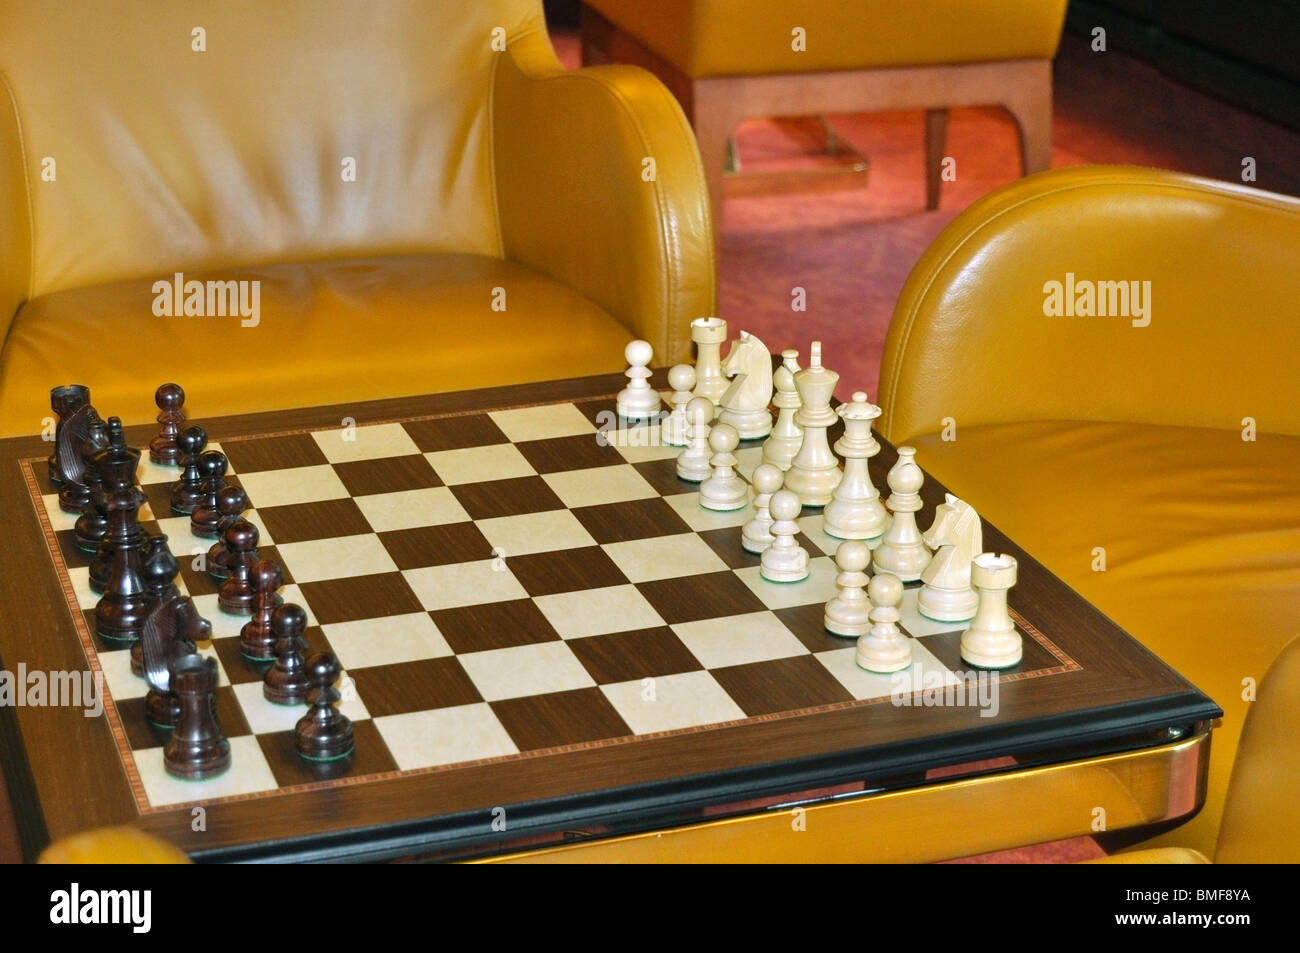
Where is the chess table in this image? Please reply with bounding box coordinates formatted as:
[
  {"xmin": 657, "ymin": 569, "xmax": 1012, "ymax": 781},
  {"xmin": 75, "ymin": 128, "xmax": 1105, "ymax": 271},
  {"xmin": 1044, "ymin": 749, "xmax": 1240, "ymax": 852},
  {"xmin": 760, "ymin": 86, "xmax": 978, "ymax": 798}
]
[{"xmin": 0, "ymin": 373, "xmax": 1220, "ymax": 863}]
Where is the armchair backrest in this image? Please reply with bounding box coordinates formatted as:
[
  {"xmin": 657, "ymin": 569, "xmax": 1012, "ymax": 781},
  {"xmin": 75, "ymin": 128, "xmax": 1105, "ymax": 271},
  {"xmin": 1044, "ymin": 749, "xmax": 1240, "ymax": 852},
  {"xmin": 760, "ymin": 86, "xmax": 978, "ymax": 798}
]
[
  {"xmin": 878, "ymin": 166, "xmax": 1300, "ymax": 442},
  {"xmin": 1215, "ymin": 635, "xmax": 1300, "ymax": 863},
  {"xmin": 1, "ymin": 0, "xmax": 547, "ymax": 298}
]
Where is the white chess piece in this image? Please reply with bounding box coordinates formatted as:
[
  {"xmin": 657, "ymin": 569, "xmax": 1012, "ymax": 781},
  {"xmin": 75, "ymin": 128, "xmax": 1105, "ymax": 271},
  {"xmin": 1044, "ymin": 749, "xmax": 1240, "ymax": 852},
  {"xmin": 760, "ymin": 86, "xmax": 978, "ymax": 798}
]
[
  {"xmin": 824, "ymin": 540, "xmax": 872, "ymax": 637},
  {"xmin": 871, "ymin": 446, "xmax": 932, "ymax": 581},
  {"xmin": 782, "ymin": 341, "xmax": 842, "ymax": 507},
  {"xmin": 823, "ymin": 391, "xmax": 889, "ymax": 542},
  {"xmin": 661, "ymin": 364, "xmax": 696, "ymax": 447},
  {"xmin": 762, "ymin": 349, "xmax": 802, "ymax": 471},
  {"xmin": 691, "ymin": 317, "xmax": 729, "ymax": 405},
  {"xmin": 616, "ymin": 339, "xmax": 661, "ymax": 420},
  {"xmin": 699, "ymin": 423, "xmax": 748, "ymax": 511},
  {"xmin": 960, "ymin": 553, "xmax": 1022, "ymax": 669},
  {"xmin": 760, "ymin": 490, "xmax": 809, "ymax": 582},
  {"xmin": 917, "ymin": 494, "xmax": 982, "ymax": 622},
  {"xmin": 676, "ymin": 396, "xmax": 714, "ymax": 482},
  {"xmin": 742, "ymin": 463, "xmax": 783, "ymax": 553},
  {"xmin": 717, "ymin": 330, "xmax": 774, "ymax": 439},
  {"xmin": 856, "ymin": 572, "xmax": 912, "ymax": 673}
]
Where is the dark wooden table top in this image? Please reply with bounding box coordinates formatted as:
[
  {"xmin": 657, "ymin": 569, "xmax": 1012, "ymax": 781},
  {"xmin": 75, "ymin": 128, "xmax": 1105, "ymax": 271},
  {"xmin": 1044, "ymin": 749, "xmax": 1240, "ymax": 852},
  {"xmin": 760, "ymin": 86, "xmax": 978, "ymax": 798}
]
[{"xmin": 0, "ymin": 373, "xmax": 1220, "ymax": 862}]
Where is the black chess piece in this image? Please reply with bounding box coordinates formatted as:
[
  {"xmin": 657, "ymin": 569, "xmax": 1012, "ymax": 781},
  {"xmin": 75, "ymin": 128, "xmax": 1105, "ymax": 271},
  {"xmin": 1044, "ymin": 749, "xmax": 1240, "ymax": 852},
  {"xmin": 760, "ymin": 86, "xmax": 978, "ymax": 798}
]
[
  {"xmin": 163, "ymin": 652, "xmax": 230, "ymax": 780},
  {"xmin": 171, "ymin": 426, "xmax": 208, "ymax": 514},
  {"xmin": 87, "ymin": 421, "xmax": 148, "ymax": 593},
  {"xmin": 140, "ymin": 595, "xmax": 182, "ymax": 727},
  {"xmin": 74, "ymin": 473, "xmax": 111, "ymax": 554},
  {"xmin": 135, "ymin": 595, "xmax": 210, "ymax": 722},
  {"xmin": 190, "ymin": 450, "xmax": 228, "ymax": 537},
  {"xmin": 217, "ymin": 520, "xmax": 260, "ymax": 615},
  {"xmin": 206, "ymin": 486, "xmax": 250, "ymax": 580},
  {"xmin": 59, "ymin": 409, "xmax": 108, "ymax": 515},
  {"xmin": 143, "ymin": 534, "xmax": 181, "ymax": 603},
  {"xmin": 295, "ymin": 652, "xmax": 354, "ymax": 761},
  {"xmin": 94, "ymin": 419, "xmax": 151, "ymax": 642},
  {"xmin": 131, "ymin": 535, "xmax": 182, "ymax": 677},
  {"xmin": 149, "ymin": 383, "xmax": 186, "ymax": 465},
  {"xmin": 240, "ymin": 560, "xmax": 284, "ymax": 661},
  {"xmin": 48, "ymin": 384, "xmax": 91, "ymax": 486},
  {"xmin": 264, "ymin": 603, "xmax": 311, "ymax": 705}
]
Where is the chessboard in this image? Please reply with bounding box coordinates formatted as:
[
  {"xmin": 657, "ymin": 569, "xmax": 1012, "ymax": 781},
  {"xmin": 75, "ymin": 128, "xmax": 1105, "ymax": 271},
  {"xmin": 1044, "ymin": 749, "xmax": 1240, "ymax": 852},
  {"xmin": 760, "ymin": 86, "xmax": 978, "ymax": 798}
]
[
  {"xmin": 22, "ymin": 389, "xmax": 1083, "ymax": 816},
  {"xmin": 5, "ymin": 374, "xmax": 1217, "ymax": 861}
]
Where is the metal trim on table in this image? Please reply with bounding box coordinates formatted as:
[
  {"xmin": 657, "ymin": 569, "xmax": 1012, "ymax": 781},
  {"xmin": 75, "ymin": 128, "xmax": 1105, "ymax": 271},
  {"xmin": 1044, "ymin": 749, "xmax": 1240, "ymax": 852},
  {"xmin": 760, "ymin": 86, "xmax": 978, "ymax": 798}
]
[{"xmin": 473, "ymin": 729, "xmax": 1212, "ymax": 864}]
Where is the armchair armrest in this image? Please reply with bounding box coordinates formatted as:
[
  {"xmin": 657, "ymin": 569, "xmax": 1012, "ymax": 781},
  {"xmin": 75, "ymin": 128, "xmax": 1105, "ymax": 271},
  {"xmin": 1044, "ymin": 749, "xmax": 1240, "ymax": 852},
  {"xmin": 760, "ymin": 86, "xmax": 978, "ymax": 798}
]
[
  {"xmin": 878, "ymin": 166, "xmax": 1300, "ymax": 444},
  {"xmin": 491, "ymin": 27, "xmax": 714, "ymax": 366},
  {"xmin": 0, "ymin": 72, "xmax": 32, "ymax": 358}
]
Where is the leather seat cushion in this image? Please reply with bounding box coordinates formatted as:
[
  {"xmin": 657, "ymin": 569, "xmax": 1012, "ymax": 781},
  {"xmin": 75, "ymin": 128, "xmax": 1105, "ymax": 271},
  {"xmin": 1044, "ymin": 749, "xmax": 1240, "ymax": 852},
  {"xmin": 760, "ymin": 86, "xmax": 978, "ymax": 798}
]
[
  {"xmin": 0, "ymin": 254, "xmax": 631, "ymax": 437},
  {"xmin": 1086, "ymin": 847, "xmax": 1211, "ymax": 864},
  {"xmin": 908, "ymin": 420, "xmax": 1300, "ymax": 857},
  {"xmin": 585, "ymin": 0, "xmax": 1068, "ymax": 77}
]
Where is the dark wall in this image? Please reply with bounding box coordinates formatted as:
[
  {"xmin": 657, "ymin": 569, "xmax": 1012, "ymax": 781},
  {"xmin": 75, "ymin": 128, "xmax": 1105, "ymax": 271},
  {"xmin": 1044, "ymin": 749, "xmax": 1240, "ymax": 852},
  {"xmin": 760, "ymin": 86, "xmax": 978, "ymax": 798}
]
[
  {"xmin": 1067, "ymin": 0, "xmax": 1300, "ymax": 130},
  {"xmin": 543, "ymin": 0, "xmax": 580, "ymax": 29}
]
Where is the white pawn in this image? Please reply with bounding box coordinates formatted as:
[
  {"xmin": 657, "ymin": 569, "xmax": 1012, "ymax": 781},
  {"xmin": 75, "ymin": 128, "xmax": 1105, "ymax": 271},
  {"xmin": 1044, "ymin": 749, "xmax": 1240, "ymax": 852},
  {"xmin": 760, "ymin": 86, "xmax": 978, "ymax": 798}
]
[
  {"xmin": 856, "ymin": 572, "xmax": 912, "ymax": 673},
  {"xmin": 760, "ymin": 490, "xmax": 809, "ymax": 583},
  {"xmin": 762, "ymin": 349, "xmax": 803, "ymax": 471},
  {"xmin": 960, "ymin": 553, "xmax": 1022, "ymax": 669},
  {"xmin": 824, "ymin": 540, "xmax": 872, "ymax": 637},
  {"xmin": 872, "ymin": 446, "xmax": 932, "ymax": 581},
  {"xmin": 661, "ymin": 364, "xmax": 696, "ymax": 447},
  {"xmin": 742, "ymin": 463, "xmax": 783, "ymax": 553},
  {"xmin": 676, "ymin": 396, "xmax": 714, "ymax": 482},
  {"xmin": 699, "ymin": 423, "xmax": 748, "ymax": 511},
  {"xmin": 616, "ymin": 340, "xmax": 661, "ymax": 419}
]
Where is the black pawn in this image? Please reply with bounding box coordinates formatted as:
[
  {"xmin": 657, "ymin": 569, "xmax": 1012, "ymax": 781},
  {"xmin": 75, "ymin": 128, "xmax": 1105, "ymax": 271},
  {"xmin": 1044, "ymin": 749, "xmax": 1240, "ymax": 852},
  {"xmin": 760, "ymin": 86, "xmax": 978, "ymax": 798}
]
[
  {"xmin": 264, "ymin": 603, "xmax": 311, "ymax": 705},
  {"xmin": 240, "ymin": 560, "xmax": 284, "ymax": 660},
  {"xmin": 74, "ymin": 476, "xmax": 110, "ymax": 554},
  {"xmin": 206, "ymin": 486, "xmax": 250, "ymax": 580},
  {"xmin": 143, "ymin": 534, "xmax": 181, "ymax": 603},
  {"xmin": 217, "ymin": 520, "xmax": 260, "ymax": 615},
  {"xmin": 163, "ymin": 653, "xmax": 230, "ymax": 780},
  {"xmin": 190, "ymin": 450, "xmax": 228, "ymax": 538},
  {"xmin": 295, "ymin": 652, "xmax": 353, "ymax": 762},
  {"xmin": 149, "ymin": 383, "xmax": 186, "ymax": 465},
  {"xmin": 171, "ymin": 426, "xmax": 208, "ymax": 515}
]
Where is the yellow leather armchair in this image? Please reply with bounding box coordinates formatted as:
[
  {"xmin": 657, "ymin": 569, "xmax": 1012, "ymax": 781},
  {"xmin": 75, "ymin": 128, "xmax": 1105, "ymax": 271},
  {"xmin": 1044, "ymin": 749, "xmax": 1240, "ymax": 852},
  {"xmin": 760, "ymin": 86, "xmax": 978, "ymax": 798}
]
[
  {"xmin": 1091, "ymin": 636, "xmax": 1300, "ymax": 864},
  {"xmin": 878, "ymin": 165, "xmax": 1300, "ymax": 859},
  {"xmin": 0, "ymin": 0, "xmax": 713, "ymax": 438}
]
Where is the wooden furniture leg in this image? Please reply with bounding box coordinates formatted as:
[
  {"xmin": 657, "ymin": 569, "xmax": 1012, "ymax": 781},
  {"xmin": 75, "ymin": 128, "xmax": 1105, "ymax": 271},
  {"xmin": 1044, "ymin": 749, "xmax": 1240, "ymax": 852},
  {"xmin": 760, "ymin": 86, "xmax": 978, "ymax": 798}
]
[{"xmin": 1004, "ymin": 61, "xmax": 1054, "ymax": 175}]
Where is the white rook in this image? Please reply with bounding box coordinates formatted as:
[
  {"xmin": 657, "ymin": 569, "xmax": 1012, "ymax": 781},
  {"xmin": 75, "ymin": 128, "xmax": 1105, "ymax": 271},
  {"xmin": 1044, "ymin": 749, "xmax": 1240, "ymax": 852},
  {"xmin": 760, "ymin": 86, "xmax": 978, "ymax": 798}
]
[{"xmin": 960, "ymin": 553, "xmax": 1022, "ymax": 669}]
